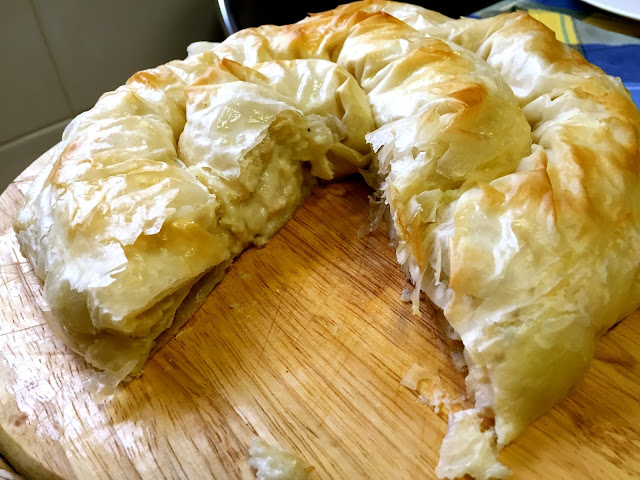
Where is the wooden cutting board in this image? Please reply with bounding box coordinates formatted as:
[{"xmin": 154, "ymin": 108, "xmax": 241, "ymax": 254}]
[{"xmin": 1, "ymin": 152, "xmax": 639, "ymax": 480}]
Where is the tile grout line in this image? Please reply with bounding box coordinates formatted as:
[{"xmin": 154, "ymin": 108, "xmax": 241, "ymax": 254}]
[
  {"xmin": 0, "ymin": 118, "xmax": 72, "ymax": 150},
  {"xmin": 28, "ymin": 0, "xmax": 76, "ymax": 115}
]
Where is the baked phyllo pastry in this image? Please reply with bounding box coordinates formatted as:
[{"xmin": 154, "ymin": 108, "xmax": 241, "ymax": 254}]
[{"xmin": 14, "ymin": 1, "xmax": 640, "ymax": 477}]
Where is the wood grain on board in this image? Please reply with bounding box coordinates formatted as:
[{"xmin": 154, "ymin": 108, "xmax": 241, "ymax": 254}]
[{"xmin": 0, "ymin": 152, "xmax": 639, "ymax": 479}]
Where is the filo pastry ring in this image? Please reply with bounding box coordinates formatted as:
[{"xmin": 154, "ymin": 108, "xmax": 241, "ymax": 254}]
[{"xmin": 14, "ymin": 1, "xmax": 640, "ymax": 478}]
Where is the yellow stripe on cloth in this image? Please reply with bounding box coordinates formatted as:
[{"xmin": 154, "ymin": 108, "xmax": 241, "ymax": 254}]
[{"xmin": 528, "ymin": 9, "xmax": 578, "ymax": 44}]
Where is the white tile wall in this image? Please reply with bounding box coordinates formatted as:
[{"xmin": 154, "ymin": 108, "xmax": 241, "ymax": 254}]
[
  {"xmin": 32, "ymin": 0, "xmax": 221, "ymax": 113},
  {"xmin": 0, "ymin": 1, "xmax": 72, "ymax": 145},
  {"xmin": 0, "ymin": 0, "xmax": 223, "ymax": 193}
]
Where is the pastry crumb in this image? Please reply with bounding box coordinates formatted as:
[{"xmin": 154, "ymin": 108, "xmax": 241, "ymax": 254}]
[
  {"xmin": 248, "ymin": 438, "xmax": 313, "ymax": 480},
  {"xmin": 400, "ymin": 287, "xmax": 413, "ymax": 303},
  {"xmin": 401, "ymin": 363, "xmax": 463, "ymax": 415}
]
